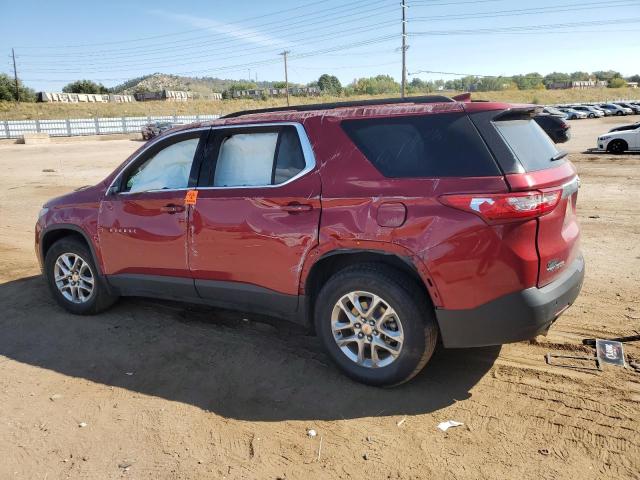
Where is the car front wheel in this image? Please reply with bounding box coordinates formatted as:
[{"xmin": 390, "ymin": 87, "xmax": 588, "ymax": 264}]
[
  {"xmin": 44, "ymin": 237, "xmax": 118, "ymax": 315},
  {"xmin": 607, "ymin": 139, "xmax": 628, "ymax": 154},
  {"xmin": 314, "ymin": 264, "xmax": 438, "ymax": 387}
]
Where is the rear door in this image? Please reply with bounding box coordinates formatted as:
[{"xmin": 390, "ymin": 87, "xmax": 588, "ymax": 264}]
[
  {"xmin": 189, "ymin": 123, "xmax": 321, "ymax": 313},
  {"xmin": 490, "ymin": 113, "xmax": 580, "ymax": 286}
]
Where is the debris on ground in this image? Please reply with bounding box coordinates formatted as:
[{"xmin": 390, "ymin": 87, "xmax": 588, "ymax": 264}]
[
  {"xmin": 49, "ymin": 394, "xmax": 62, "ymax": 401},
  {"xmin": 78, "ymin": 422, "xmax": 87, "ymax": 428},
  {"xmin": 396, "ymin": 416, "xmax": 407, "ymax": 427},
  {"xmin": 437, "ymin": 420, "xmax": 464, "ymax": 432},
  {"xmin": 307, "ymin": 429, "xmax": 317, "ymax": 438}
]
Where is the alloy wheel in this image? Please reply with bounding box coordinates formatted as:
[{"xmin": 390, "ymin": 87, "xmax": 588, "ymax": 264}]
[
  {"xmin": 331, "ymin": 291, "xmax": 404, "ymax": 368},
  {"xmin": 54, "ymin": 252, "xmax": 95, "ymax": 304}
]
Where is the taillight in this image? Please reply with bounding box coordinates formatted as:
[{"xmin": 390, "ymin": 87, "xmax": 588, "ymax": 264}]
[{"xmin": 439, "ymin": 190, "xmax": 561, "ymax": 224}]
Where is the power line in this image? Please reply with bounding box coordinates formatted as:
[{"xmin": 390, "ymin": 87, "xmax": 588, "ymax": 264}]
[
  {"xmin": 18, "ymin": 0, "xmax": 392, "ymax": 57},
  {"xmin": 18, "ymin": 21, "xmax": 399, "ymax": 74},
  {"xmin": 19, "ymin": 10, "xmax": 397, "ymax": 70},
  {"xmin": 14, "ymin": 0, "xmax": 338, "ymax": 49},
  {"xmin": 18, "ymin": 34, "xmax": 399, "ymax": 83},
  {"xmin": 410, "ymin": 17, "xmax": 640, "ymax": 35},
  {"xmin": 410, "ymin": 0, "xmax": 640, "ymax": 23}
]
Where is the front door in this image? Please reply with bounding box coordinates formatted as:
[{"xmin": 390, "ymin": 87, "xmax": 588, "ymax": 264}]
[
  {"xmin": 189, "ymin": 123, "xmax": 321, "ymax": 315},
  {"xmin": 98, "ymin": 129, "xmax": 207, "ymax": 298}
]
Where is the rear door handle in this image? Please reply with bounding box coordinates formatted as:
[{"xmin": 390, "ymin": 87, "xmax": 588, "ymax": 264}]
[
  {"xmin": 280, "ymin": 203, "xmax": 313, "ymax": 213},
  {"xmin": 161, "ymin": 204, "xmax": 186, "ymax": 214}
]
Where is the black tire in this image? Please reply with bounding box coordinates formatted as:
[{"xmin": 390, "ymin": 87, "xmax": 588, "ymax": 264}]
[
  {"xmin": 44, "ymin": 237, "xmax": 118, "ymax": 315},
  {"xmin": 314, "ymin": 264, "xmax": 438, "ymax": 387},
  {"xmin": 607, "ymin": 139, "xmax": 628, "ymax": 154},
  {"xmin": 616, "ymin": 111, "xmax": 623, "ymax": 116},
  {"xmin": 589, "ymin": 113, "xmax": 595, "ymax": 118}
]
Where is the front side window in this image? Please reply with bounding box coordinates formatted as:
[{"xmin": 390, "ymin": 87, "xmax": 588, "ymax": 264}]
[
  {"xmin": 212, "ymin": 126, "xmax": 306, "ymax": 187},
  {"xmin": 124, "ymin": 137, "xmax": 200, "ymax": 193}
]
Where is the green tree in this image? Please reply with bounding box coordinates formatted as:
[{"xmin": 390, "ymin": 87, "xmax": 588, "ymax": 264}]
[
  {"xmin": 593, "ymin": 70, "xmax": 621, "ymax": 81},
  {"xmin": 511, "ymin": 73, "xmax": 544, "ymax": 90},
  {"xmin": 608, "ymin": 77, "xmax": 627, "ymax": 88},
  {"xmin": 62, "ymin": 79, "xmax": 109, "ymax": 94},
  {"xmin": 570, "ymin": 71, "xmax": 591, "ymax": 81},
  {"xmin": 350, "ymin": 75, "xmax": 400, "ymax": 95},
  {"xmin": 317, "ymin": 74, "xmax": 342, "ymax": 94},
  {"xmin": 0, "ymin": 73, "xmax": 36, "ymax": 101},
  {"xmin": 543, "ymin": 72, "xmax": 570, "ymax": 87},
  {"xmin": 626, "ymin": 74, "xmax": 640, "ymax": 83}
]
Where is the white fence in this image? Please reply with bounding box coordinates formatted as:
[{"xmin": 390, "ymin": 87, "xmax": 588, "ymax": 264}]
[{"xmin": 1, "ymin": 114, "xmax": 220, "ymax": 139}]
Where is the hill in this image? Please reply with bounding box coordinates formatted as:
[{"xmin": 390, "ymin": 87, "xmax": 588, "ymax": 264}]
[{"xmin": 110, "ymin": 73, "xmax": 292, "ymax": 96}]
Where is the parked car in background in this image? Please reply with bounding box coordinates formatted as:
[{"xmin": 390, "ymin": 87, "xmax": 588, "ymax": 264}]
[
  {"xmin": 569, "ymin": 105, "xmax": 604, "ymax": 118},
  {"xmin": 542, "ymin": 106, "xmax": 568, "ymax": 118},
  {"xmin": 35, "ymin": 95, "xmax": 584, "ymax": 386},
  {"xmin": 558, "ymin": 107, "xmax": 588, "ymax": 120},
  {"xmin": 141, "ymin": 121, "xmax": 183, "ymax": 140},
  {"xmin": 598, "ymin": 103, "xmax": 633, "ymax": 116},
  {"xmin": 615, "ymin": 102, "xmax": 640, "ymax": 114},
  {"xmin": 534, "ymin": 113, "xmax": 571, "ymax": 143},
  {"xmin": 598, "ymin": 123, "xmax": 640, "ymax": 153},
  {"xmin": 586, "ymin": 104, "xmax": 613, "ymax": 116}
]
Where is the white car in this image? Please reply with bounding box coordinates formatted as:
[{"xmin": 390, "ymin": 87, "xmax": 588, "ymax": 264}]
[
  {"xmin": 598, "ymin": 103, "xmax": 633, "ymax": 116},
  {"xmin": 570, "ymin": 105, "xmax": 604, "ymax": 118},
  {"xmin": 597, "ymin": 123, "xmax": 640, "ymax": 153}
]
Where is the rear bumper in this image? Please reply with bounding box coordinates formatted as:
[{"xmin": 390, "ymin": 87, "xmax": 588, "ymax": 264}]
[{"xmin": 435, "ymin": 255, "xmax": 585, "ymax": 348}]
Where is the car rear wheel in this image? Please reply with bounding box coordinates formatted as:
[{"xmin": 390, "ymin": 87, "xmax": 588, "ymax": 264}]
[
  {"xmin": 607, "ymin": 139, "xmax": 628, "ymax": 154},
  {"xmin": 616, "ymin": 111, "xmax": 623, "ymax": 116},
  {"xmin": 44, "ymin": 237, "xmax": 118, "ymax": 315},
  {"xmin": 314, "ymin": 264, "xmax": 438, "ymax": 387}
]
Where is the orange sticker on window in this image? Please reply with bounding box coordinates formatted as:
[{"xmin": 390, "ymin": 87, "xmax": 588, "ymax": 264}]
[{"xmin": 185, "ymin": 190, "xmax": 198, "ymax": 205}]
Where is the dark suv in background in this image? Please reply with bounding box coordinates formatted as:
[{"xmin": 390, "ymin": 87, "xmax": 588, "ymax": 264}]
[{"xmin": 36, "ymin": 95, "xmax": 584, "ymax": 386}]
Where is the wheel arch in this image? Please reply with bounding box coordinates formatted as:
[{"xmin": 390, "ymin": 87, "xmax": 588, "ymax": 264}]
[
  {"xmin": 41, "ymin": 224, "xmax": 103, "ymax": 275},
  {"xmin": 302, "ymin": 249, "xmax": 436, "ymax": 330}
]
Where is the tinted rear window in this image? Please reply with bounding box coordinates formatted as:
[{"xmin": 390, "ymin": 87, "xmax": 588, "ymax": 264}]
[
  {"xmin": 341, "ymin": 113, "xmax": 500, "ymax": 178},
  {"xmin": 493, "ymin": 119, "xmax": 560, "ymax": 172}
]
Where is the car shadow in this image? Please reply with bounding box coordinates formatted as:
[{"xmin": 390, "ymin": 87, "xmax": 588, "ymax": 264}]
[{"xmin": 0, "ymin": 275, "xmax": 500, "ymax": 422}]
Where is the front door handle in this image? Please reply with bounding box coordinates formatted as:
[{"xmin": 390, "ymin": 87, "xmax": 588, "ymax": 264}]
[
  {"xmin": 280, "ymin": 203, "xmax": 313, "ymax": 213},
  {"xmin": 161, "ymin": 204, "xmax": 186, "ymax": 214}
]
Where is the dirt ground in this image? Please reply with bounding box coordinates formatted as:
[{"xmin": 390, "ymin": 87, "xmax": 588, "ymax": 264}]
[{"xmin": 0, "ymin": 116, "xmax": 638, "ymax": 480}]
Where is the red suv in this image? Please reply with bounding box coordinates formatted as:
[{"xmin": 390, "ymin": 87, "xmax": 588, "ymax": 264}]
[{"xmin": 35, "ymin": 96, "xmax": 584, "ymax": 386}]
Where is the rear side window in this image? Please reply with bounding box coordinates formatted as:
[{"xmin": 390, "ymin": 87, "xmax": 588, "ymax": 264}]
[
  {"xmin": 341, "ymin": 113, "xmax": 499, "ymax": 178},
  {"xmin": 493, "ymin": 119, "xmax": 560, "ymax": 172},
  {"xmin": 211, "ymin": 126, "xmax": 306, "ymax": 187}
]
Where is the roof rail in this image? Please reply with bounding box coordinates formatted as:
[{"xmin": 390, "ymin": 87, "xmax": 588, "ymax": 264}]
[{"xmin": 222, "ymin": 95, "xmax": 455, "ymax": 118}]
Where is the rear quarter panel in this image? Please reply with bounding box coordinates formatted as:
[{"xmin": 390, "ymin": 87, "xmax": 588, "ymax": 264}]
[{"xmin": 303, "ymin": 115, "xmax": 539, "ymax": 310}]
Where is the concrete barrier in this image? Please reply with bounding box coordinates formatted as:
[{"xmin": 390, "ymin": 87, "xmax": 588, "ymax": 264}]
[{"xmin": 19, "ymin": 133, "xmax": 50, "ymax": 145}]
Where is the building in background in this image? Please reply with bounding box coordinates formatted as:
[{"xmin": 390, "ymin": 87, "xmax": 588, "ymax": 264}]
[
  {"xmin": 548, "ymin": 80, "xmax": 608, "ymax": 90},
  {"xmin": 37, "ymin": 92, "xmax": 135, "ymax": 103},
  {"xmin": 232, "ymin": 86, "xmax": 320, "ymax": 99},
  {"xmin": 134, "ymin": 90, "xmax": 196, "ymax": 101}
]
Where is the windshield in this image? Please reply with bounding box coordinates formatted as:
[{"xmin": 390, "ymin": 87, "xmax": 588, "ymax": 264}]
[{"xmin": 493, "ymin": 118, "xmax": 561, "ymax": 172}]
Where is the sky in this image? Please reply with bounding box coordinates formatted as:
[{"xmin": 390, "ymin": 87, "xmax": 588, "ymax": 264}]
[{"xmin": 1, "ymin": 0, "xmax": 639, "ymax": 92}]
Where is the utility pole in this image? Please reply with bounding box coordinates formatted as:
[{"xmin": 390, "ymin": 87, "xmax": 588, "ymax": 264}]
[
  {"xmin": 280, "ymin": 50, "xmax": 290, "ymax": 106},
  {"xmin": 401, "ymin": 0, "xmax": 407, "ymax": 98},
  {"xmin": 11, "ymin": 48, "xmax": 20, "ymax": 102}
]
